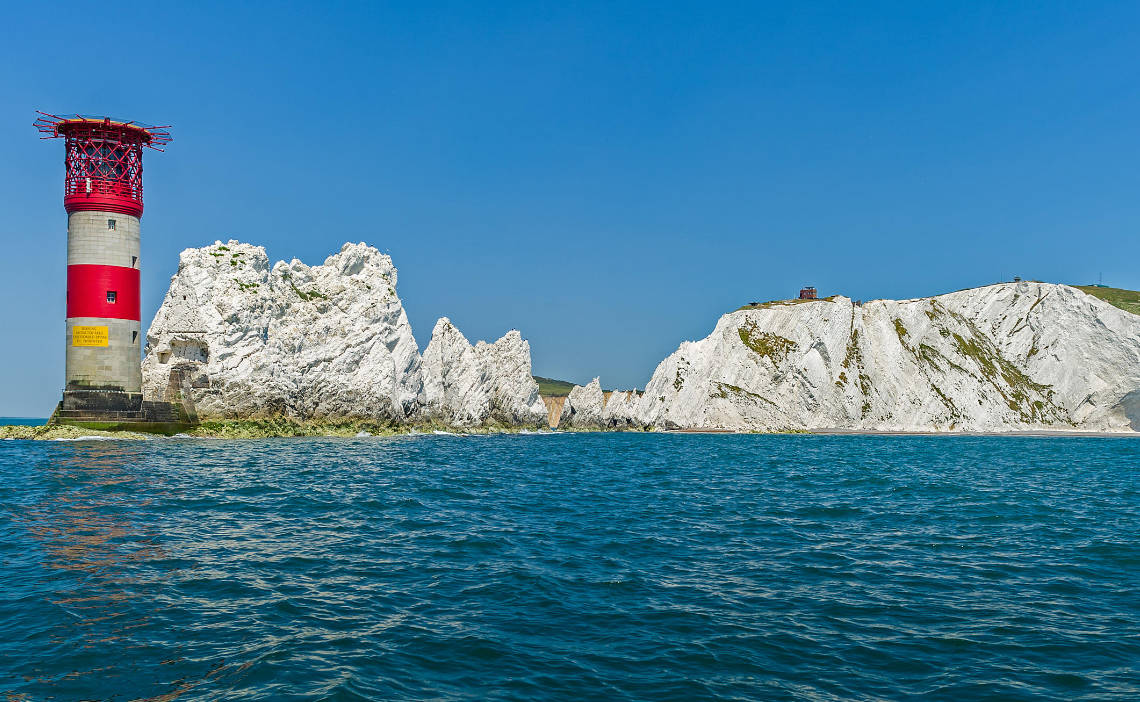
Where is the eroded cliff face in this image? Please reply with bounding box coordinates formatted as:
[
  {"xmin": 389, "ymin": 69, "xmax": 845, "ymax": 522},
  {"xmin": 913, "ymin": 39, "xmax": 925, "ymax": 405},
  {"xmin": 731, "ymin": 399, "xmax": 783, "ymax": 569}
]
[
  {"xmin": 142, "ymin": 241, "xmax": 549, "ymax": 427},
  {"xmin": 143, "ymin": 241, "xmax": 423, "ymax": 421},
  {"xmin": 421, "ymin": 317, "xmax": 547, "ymax": 427},
  {"xmin": 558, "ymin": 378, "xmax": 604, "ymax": 428},
  {"xmin": 600, "ymin": 390, "xmax": 644, "ymax": 429},
  {"xmin": 542, "ymin": 396, "xmax": 567, "ymax": 428},
  {"xmin": 636, "ymin": 282, "xmax": 1140, "ymax": 432},
  {"xmin": 546, "ymin": 384, "xmax": 645, "ymax": 429},
  {"xmin": 144, "ymin": 245, "xmax": 1139, "ymax": 434}
]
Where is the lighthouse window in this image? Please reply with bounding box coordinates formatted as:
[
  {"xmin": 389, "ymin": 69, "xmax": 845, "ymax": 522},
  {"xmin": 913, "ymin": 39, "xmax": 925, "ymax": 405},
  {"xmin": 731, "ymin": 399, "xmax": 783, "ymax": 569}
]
[
  {"xmin": 107, "ymin": 219, "xmax": 116, "ymax": 230},
  {"xmin": 106, "ymin": 291, "xmax": 117, "ymax": 303}
]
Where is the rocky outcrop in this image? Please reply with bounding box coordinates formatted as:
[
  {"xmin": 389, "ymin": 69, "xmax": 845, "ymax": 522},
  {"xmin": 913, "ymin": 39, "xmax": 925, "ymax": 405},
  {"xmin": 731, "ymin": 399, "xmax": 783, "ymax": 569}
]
[
  {"xmin": 548, "ymin": 384, "xmax": 646, "ymax": 430},
  {"xmin": 559, "ymin": 378, "xmax": 605, "ymax": 428},
  {"xmin": 142, "ymin": 241, "xmax": 550, "ymax": 429},
  {"xmin": 600, "ymin": 390, "xmax": 645, "ymax": 429},
  {"xmin": 421, "ymin": 318, "xmax": 547, "ymax": 427},
  {"xmin": 143, "ymin": 241, "xmax": 422, "ymax": 421},
  {"xmin": 143, "ymin": 244, "xmax": 1139, "ymax": 434},
  {"xmin": 637, "ymin": 282, "xmax": 1140, "ymax": 432},
  {"xmin": 547, "ymin": 385, "xmax": 645, "ymax": 430}
]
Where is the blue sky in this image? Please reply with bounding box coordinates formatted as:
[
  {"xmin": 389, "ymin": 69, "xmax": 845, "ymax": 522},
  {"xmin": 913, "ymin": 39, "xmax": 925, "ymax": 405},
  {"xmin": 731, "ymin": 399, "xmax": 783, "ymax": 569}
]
[{"xmin": 3, "ymin": 1, "xmax": 1139, "ymax": 415}]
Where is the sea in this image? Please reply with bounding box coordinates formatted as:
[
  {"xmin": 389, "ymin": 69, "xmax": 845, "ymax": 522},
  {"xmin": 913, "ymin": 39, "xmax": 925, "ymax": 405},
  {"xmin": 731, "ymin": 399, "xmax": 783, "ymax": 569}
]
[{"xmin": 1, "ymin": 432, "xmax": 1137, "ymax": 700}]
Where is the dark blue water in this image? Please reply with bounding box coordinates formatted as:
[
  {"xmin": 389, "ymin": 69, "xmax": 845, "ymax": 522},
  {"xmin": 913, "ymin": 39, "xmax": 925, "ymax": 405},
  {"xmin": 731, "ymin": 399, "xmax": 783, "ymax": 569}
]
[
  {"xmin": 1, "ymin": 434, "xmax": 1138, "ymax": 700},
  {"xmin": 0, "ymin": 417, "xmax": 48, "ymax": 426}
]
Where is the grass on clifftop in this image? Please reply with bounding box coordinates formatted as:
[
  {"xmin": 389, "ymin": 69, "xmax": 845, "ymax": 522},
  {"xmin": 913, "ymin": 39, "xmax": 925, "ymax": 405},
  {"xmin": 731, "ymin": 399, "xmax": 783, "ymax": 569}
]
[
  {"xmin": 737, "ymin": 295, "xmax": 838, "ymax": 312},
  {"xmin": 740, "ymin": 286, "xmax": 1140, "ymax": 317},
  {"xmin": 534, "ymin": 376, "xmax": 614, "ymax": 396},
  {"xmin": 534, "ymin": 376, "xmax": 575, "ymax": 396},
  {"xmin": 1074, "ymin": 285, "xmax": 1140, "ymax": 316},
  {"xmin": 531, "ymin": 376, "xmax": 574, "ymax": 396}
]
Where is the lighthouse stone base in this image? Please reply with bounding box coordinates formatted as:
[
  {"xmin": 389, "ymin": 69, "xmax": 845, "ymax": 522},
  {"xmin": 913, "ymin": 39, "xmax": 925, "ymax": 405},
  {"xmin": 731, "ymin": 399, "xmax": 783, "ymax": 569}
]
[{"xmin": 52, "ymin": 390, "xmax": 197, "ymax": 435}]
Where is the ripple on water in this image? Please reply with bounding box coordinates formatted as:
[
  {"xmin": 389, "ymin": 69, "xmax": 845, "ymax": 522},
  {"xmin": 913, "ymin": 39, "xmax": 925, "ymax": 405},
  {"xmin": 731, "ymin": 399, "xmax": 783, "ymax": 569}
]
[{"xmin": 0, "ymin": 434, "xmax": 1138, "ymax": 700}]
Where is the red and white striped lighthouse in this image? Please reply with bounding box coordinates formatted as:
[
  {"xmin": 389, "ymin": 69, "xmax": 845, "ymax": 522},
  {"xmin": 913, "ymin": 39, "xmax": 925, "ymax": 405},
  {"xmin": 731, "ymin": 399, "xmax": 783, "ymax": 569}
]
[{"xmin": 35, "ymin": 113, "xmax": 172, "ymax": 417}]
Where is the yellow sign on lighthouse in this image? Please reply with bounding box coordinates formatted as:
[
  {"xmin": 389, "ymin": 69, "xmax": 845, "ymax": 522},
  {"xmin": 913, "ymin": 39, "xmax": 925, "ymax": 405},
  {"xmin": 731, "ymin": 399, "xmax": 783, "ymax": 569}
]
[{"xmin": 72, "ymin": 326, "xmax": 109, "ymax": 347}]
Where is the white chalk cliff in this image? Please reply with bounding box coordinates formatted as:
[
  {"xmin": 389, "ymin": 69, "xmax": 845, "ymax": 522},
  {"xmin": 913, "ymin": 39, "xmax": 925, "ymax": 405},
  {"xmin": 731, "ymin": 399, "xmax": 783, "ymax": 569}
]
[
  {"xmin": 143, "ymin": 241, "xmax": 546, "ymax": 426},
  {"xmin": 600, "ymin": 390, "xmax": 643, "ymax": 429},
  {"xmin": 143, "ymin": 241, "xmax": 421, "ymax": 420},
  {"xmin": 636, "ymin": 282, "xmax": 1140, "ymax": 432},
  {"xmin": 144, "ymin": 245, "xmax": 1139, "ymax": 434},
  {"xmin": 421, "ymin": 317, "xmax": 547, "ymax": 427},
  {"xmin": 559, "ymin": 378, "xmax": 605, "ymax": 428}
]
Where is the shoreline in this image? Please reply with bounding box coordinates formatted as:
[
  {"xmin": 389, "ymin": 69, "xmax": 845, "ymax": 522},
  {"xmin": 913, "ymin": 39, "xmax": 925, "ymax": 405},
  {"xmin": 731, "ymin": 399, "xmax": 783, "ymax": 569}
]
[
  {"xmin": 669, "ymin": 428, "xmax": 1139, "ymax": 438},
  {"xmin": 2, "ymin": 421, "xmax": 1137, "ymax": 441},
  {"xmin": 808, "ymin": 428, "xmax": 1140, "ymax": 438}
]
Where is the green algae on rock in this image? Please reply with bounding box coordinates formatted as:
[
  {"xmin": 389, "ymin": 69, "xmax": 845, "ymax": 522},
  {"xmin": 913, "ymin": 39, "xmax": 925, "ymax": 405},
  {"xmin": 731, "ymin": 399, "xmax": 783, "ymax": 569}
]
[{"xmin": 0, "ymin": 424, "xmax": 151, "ymax": 441}]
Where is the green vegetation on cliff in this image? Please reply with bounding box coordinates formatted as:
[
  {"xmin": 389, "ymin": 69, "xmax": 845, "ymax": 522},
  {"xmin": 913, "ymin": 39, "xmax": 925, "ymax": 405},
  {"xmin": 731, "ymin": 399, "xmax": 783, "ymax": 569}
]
[
  {"xmin": 737, "ymin": 296, "xmax": 837, "ymax": 312},
  {"xmin": 534, "ymin": 376, "xmax": 575, "ymax": 396},
  {"xmin": 737, "ymin": 321, "xmax": 797, "ymax": 363},
  {"xmin": 534, "ymin": 376, "xmax": 612, "ymax": 396},
  {"xmin": 186, "ymin": 418, "xmax": 543, "ymax": 438},
  {"xmin": 0, "ymin": 418, "xmax": 545, "ymax": 440},
  {"xmin": 0, "ymin": 424, "xmax": 149, "ymax": 440},
  {"xmin": 1074, "ymin": 285, "xmax": 1140, "ymax": 316}
]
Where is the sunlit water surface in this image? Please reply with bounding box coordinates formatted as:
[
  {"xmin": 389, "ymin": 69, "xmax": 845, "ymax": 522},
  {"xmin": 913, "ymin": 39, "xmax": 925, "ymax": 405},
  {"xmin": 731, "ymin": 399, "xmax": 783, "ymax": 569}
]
[{"xmin": 1, "ymin": 433, "xmax": 1138, "ymax": 700}]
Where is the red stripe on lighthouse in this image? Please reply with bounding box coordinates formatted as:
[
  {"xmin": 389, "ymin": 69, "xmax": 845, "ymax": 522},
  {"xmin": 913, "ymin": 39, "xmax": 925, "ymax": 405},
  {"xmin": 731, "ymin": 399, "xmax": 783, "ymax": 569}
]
[{"xmin": 66, "ymin": 265, "xmax": 140, "ymax": 321}]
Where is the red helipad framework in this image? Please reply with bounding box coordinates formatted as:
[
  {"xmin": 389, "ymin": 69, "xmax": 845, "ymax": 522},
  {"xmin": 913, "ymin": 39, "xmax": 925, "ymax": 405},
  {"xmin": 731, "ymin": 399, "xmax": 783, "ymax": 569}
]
[{"xmin": 34, "ymin": 113, "xmax": 172, "ymax": 217}]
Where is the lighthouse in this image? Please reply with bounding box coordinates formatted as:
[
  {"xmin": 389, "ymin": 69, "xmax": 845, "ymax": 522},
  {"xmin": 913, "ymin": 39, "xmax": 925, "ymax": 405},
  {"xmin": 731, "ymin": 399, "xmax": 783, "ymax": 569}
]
[{"xmin": 35, "ymin": 113, "xmax": 173, "ymax": 423}]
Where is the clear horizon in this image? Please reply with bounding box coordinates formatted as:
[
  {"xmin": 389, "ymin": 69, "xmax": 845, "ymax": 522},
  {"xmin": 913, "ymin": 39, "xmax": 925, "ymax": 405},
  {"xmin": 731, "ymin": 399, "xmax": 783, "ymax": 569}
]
[{"xmin": 3, "ymin": 1, "xmax": 1139, "ymax": 415}]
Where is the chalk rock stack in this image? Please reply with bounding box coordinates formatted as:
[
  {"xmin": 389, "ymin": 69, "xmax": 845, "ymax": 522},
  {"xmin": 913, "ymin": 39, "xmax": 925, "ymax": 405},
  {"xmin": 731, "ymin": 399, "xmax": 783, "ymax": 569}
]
[
  {"xmin": 558, "ymin": 378, "xmax": 605, "ymax": 428},
  {"xmin": 142, "ymin": 241, "xmax": 422, "ymax": 421},
  {"xmin": 143, "ymin": 243, "xmax": 1139, "ymax": 434},
  {"xmin": 600, "ymin": 390, "xmax": 644, "ymax": 429},
  {"xmin": 421, "ymin": 317, "xmax": 547, "ymax": 427},
  {"xmin": 636, "ymin": 282, "xmax": 1140, "ymax": 432},
  {"xmin": 143, "ymin": 241, "xmax": 546, "ymax": 427},
  {"xmin": 550, "ymin": 382, "xmax": 645, "ymax": 430}
]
